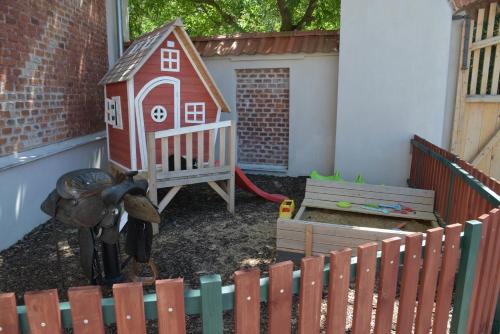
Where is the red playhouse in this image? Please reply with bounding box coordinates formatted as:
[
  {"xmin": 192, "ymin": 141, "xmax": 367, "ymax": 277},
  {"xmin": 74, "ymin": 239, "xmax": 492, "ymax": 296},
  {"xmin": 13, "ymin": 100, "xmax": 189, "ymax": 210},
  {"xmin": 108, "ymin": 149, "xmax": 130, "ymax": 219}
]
[{"xmin": 99, "ymin": 18, "xmax": 236, "ymax": 213}]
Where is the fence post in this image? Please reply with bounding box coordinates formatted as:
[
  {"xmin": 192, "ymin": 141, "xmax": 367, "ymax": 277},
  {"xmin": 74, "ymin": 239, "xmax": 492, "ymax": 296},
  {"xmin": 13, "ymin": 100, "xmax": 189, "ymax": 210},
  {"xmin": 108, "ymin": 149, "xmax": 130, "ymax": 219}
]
[
  {"xmin": 450, "ymin": 220, "xmax": 482, "ymax": 334},
  {"xmin": 493, "ymin": 299, "xmax": 500, "ymax": 334},
  {"xmin": 200, "ymin": 274, "xmax": 223, "ymax": 334},
  {"xmin": 445, "ymin": 172, "xmax": 455, "ymax": 223}
]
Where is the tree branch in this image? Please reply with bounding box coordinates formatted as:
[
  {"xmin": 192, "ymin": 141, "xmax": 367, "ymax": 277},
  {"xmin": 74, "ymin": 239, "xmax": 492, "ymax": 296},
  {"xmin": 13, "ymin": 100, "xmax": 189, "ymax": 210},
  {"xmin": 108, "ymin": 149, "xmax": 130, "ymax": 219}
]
[
  {"xmin": 294, "ymin": 0, "xmax": 318, "ymax": 30},
  {"xmin": 194, "ymin": 0, "xmax": 245, "ymax": 31},
  {"xmin": 276, "ymin": 0, "xmax": 294, "ymax": 31}
]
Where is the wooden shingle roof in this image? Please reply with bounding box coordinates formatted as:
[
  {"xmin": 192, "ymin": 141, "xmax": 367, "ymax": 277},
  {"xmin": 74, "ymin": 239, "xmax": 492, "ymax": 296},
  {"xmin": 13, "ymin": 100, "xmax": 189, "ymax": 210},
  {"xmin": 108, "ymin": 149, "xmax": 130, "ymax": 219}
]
[{"xmin": 99, "ymin": 19, "xmax": 181, "ymax": 85}]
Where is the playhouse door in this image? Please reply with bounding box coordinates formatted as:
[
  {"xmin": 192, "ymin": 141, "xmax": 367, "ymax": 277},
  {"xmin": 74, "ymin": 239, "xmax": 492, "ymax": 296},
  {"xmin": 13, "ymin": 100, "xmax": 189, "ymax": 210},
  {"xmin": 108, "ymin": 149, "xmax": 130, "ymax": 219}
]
[{"xmin": 136, "ymin": 77, "xmax": 180, "ymax": 169}]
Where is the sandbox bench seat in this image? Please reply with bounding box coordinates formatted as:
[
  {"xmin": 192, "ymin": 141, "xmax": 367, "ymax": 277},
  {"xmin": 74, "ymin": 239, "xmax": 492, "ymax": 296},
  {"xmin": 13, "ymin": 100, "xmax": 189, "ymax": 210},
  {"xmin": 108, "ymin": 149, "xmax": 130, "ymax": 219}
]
[{"xmin": 297, "ymin": 179, "xmax": 436, "ymax": 222}]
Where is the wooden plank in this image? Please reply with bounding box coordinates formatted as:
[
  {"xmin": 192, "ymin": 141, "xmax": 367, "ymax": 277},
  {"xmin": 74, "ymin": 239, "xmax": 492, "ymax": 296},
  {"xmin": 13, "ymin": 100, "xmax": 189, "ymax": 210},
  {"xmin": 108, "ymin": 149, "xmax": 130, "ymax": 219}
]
[
  {"xmin": 491, "ymin": 36, "xmax": 500, "ymax": 94},
  {"xmin": 396, "ymin": 233, "xmax": 424, "ymax": 333},
  {"xmin": 234, "ymin": 269, "xmax": 260, "ymax": 334},
  {"xmin": 197, "ymin": 131, "xmax": 204, "ymax": 167},
  {"xmin": 209, "ymin": 129, "xmax": 215, "ymax": 167},
  {"xmin": 467, "ymin": 213, "xmax": 491, "ymax": 333},
  {"xmin": 0, "ymin": 293, "xmax": 20, "ymax": 334},
  {"xmin": 186, "ymin": 133, "xmax": 193, "ymax": 170},
  {"xmin": 174, "ymin": 135, "xmax": 181, "ymax": 171},
  {"xmin": 277, "ymin": 237, "xmax": 371, "ymax": 256},
  {"xmin": 306, "ymin": 184, "xmax": 435, "ymax": 205},
  {"xmin": 450, "ymin": 221, "xmax": 483, "ymax": 334},
  {"xmin": 68, "ymin": 286, "xmax": 105, "ymax": 334},
  {"xmin": 470, "ymin": 8, "xmax": 485, "ymax": 95},
  {"xmin": 374, "ymin": 237, "xmax": 401, "ymax": 334},
  {"xmin": 432, "ymin": 224, "xmax": 462, "ymax": 334},
  {"xmin": 298, "ymin": 256, "xmax": 324, "ymax": 334},
  {"xmin": 483, "ymin": 210, "xmax": 500, "ymax": 333},
  {"xmin": 24, "ymin": 289, "xmax": 62, "ymax": 334},
  {"xmin": 156, "ymin": 278, "xmax": 186, "ymax": 334},
  {"xmin": 157, "ymin": 172, "xmax": 231, "ymax": 188},
  {"xmin": 154, "ymin": 120, "xmax": 232, "ymax": 139},
  {"xmin": 147, "ymin": 133, "xmax": 158, "ymax": 205},
  {"xmin": 208, "ymin": 181, "xmax": 229, "ymax": 203},
  {"xmin": 351, "ymin": 242, "xmax": 377, "ymax": 334},
  {"xmin": 219, "ymin": 126, "xmax": 226, "ymax": 166},
  {"xmin": 465, "ymin": 95, "xmax": 500, "ymax": 103},
  {"xmin": 301, "ymin": 199, "xmax": 436, "ymax": 221},
  {"xmin": 227, "ymin": 124, "xmax": 236, "ymax": 214},
  {"xmin": 472, "ymin": 130, "xmax": 500, "ymax": 165},
  {"xmin": 480, "ymin": 3, "xmax": 497, "ymax": 95},
  {"xmin": 304, "ymin": 191, "xmax": 433, "ymax": 212},
  {"xmin": 294, "ymin": 206, "xmax": 306, "ymax": 220},
  {"xmin": 158, "ymin": 186, "xmax": 182, "ymax": 212},
  {"xmin": 277, "ymin": 229, "xmax": 404, "ymax": 251},
  {"xmin": 475, "ymin": 209, "xmax": 499, "ymax": 332},
  {"xmin": 307, "ymin": 179, "xmax": 435, "ymax": 197},
  {"xmin": 414, "ymin": 227, "xmax": 444, "ymax": 334},
  {"xmin": 158, "ymin": 166, "xmax": 231, "ymax": 180},
  {"xmin": 278, "ymin": 218, "xmax": 411, "ymax": 238},
  {"xmin": 326, "ymin": 248, "xmax": 352, "ymax": 334},
  {"xmin": 469, "ymin": 35, "xmax": 500, "ymax": 51},
  {"xmin": 161, "ymin": 137, "xmax": 169, "ymax": 172},
  {"xmin": 268, "ymin": 261, "xmax": 293, "ymax": 334},
  {"xmin": 200, "ymin": 275, "xmax": 223, "ymax": 333},
  {"xmin": 304, "ymin": 224, "xmax": 313, "ymax": 257},
  {"xmin": 113, "ymin": 282, "xmax": 146, "ymax": 334}
]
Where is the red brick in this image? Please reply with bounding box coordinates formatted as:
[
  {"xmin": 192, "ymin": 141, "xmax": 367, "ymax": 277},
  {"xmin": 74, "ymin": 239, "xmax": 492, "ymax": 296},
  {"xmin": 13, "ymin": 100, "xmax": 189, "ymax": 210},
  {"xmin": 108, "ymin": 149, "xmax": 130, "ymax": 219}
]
[
  {"xmin": 236, "ymin": 68, "xmax": 289, "ymax": 167},
  {"xmin": 0, "ymin": 0, "xmax": 107, "ymax": 156}
]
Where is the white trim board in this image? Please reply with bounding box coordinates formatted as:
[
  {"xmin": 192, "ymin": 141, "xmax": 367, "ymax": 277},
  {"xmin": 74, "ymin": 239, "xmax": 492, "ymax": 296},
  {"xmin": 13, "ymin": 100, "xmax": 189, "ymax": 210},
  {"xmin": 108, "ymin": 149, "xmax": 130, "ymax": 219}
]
[
  {"xmin": 135, "ymin": 76, "xmax": 181, "ymax": 169},
  {"xmin": 127, "ymin": 79, "xmax": 137, "ymax": 170}
]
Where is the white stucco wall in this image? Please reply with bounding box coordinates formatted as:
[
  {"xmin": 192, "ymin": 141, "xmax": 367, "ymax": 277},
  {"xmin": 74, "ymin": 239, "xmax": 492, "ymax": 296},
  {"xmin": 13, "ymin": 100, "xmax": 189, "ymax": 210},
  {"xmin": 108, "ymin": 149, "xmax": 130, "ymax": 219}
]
[
  {"xmin": 202, "ymin": 53, "xmax": 339, "ymax": 176},
  {"xmin": 335, "ymin": 0, "xmax": 458, "ymax": 186},
  {"xmin": 0, "ymin": 133, "xmax": 107, "ymax": 250}
]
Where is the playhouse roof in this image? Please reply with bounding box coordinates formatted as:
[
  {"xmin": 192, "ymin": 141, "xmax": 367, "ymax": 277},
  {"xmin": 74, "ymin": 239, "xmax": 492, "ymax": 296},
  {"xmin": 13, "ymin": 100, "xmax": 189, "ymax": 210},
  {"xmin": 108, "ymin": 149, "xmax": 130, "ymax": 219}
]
[
  {"xmin": 99, "ymin": 19, "xmax": 230, "ymax": 112},
  {"xmin": 192, "ymin": 30, "xmax": 339, "ymax": 57}
]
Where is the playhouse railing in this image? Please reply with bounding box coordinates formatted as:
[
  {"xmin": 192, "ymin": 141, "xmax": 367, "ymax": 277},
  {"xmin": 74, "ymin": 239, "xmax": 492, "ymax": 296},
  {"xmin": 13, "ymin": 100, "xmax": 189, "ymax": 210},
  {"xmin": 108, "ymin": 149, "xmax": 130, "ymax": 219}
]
[
  {"xmin": 1, "ymin": 219, "xmax": 491, "ymax": 334},
  {"xmin": 409, "ymin": 134, "xmax": 500, "ymax": 333},
  {"xmin": 146, "ymin": 120, "xmax": 236, "ymax": 212}
]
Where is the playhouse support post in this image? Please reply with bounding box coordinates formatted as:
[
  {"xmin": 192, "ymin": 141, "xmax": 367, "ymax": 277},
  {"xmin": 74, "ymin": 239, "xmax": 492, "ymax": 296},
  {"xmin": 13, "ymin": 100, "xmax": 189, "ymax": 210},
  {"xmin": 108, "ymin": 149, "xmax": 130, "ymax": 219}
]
[
  {"xmin": 147, "ymin": 132, "xmax": 159, "ymax": 234},
  {"xmin": 227, "ymin": 123, "xmax": 236, "ymax": 214}
]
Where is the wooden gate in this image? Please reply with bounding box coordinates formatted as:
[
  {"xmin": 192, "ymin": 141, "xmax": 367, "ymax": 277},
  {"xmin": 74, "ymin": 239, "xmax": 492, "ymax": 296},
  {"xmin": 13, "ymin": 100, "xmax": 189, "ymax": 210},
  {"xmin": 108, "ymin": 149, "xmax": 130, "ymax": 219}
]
[{"xmin": 451, "ymin": 3, "xmax": 500, "ymax": 179}]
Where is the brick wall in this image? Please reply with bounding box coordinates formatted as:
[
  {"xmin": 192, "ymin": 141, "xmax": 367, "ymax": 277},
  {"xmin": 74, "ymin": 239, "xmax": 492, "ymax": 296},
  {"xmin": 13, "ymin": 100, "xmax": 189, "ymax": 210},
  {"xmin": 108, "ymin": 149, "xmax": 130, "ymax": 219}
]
[
  {"xmin": 236, "ymin": 68, "xmax": 289, "ymax": 167},
  {"xmin": 0, "ymin": 0, "xmax": 108, "ymax": 156}
]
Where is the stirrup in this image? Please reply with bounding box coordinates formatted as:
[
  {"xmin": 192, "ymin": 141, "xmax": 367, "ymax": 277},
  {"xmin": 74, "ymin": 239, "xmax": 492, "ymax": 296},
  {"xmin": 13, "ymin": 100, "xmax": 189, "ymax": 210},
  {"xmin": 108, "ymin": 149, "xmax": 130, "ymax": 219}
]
[{"xmin": 130, "ymin": 259, "xmax": 158, "ymax": 285}]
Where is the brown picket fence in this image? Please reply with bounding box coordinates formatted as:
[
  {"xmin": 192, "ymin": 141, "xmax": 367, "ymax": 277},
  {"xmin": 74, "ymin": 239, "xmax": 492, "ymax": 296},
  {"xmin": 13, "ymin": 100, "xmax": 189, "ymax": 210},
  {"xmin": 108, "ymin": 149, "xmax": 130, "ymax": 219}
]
[
  {"xmin": 410, "ymin": 135, "xmax": 500, "ymax": 334},
  {"xmin": 0, "ymin": 218, "xmax": 494, "ymax": 334}
]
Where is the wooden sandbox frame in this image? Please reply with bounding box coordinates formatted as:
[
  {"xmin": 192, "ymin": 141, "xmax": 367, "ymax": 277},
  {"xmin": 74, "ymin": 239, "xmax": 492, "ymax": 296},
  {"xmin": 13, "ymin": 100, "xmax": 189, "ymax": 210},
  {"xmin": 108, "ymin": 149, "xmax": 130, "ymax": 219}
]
[{"xmin": 277, "ymin": 179, "xmax": 436, "ymax": 260}]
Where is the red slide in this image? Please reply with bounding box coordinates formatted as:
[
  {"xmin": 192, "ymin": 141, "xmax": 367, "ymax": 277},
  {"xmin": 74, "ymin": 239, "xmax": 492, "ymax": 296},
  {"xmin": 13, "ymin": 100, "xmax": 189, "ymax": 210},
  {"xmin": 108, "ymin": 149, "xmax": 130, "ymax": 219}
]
[{"xmin": 235, "ymin": 166, "xmax": 288, "ymax": 203}]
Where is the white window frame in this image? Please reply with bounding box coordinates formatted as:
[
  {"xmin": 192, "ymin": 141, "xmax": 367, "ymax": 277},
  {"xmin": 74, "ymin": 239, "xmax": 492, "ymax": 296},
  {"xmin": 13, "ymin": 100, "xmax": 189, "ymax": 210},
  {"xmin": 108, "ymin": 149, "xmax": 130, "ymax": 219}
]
[
  {"xmin": 160, "ymin": 49, "xmax": 180, "ymax": 72},
  {"xmin": 151, "ymin": 105, "xmax": 167, "ymax": 123},
  {"xmin": 185, "ymin": 102, "xmax": 206, "ymax": 124},
  {"xmin": 105, "ymin": 96, "xmax": 123, "ymax": 129},
  {"xmin": 167, "ymin": 41, "xmax": 175, "ymax": 48}
]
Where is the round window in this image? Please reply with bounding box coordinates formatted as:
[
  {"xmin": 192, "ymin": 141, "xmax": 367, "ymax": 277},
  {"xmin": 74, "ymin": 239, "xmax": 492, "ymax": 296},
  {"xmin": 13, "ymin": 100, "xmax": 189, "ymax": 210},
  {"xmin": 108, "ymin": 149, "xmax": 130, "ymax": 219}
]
[{"xmin": 151, "ymin": 105, "xmax": 167, "ymax": 123}]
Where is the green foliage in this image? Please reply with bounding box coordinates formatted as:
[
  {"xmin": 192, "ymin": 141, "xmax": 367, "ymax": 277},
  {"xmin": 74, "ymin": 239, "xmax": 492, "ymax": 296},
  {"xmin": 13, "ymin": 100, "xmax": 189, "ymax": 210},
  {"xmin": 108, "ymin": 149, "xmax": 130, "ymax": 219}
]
[{"xmin": 128, "ymin": 0, "xmax": 341, "ymax": 38}]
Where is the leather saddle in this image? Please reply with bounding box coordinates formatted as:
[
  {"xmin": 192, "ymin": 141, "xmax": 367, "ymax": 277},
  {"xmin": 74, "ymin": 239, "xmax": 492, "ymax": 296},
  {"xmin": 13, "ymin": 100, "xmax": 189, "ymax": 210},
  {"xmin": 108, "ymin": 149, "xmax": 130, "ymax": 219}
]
[{"xmin": 41, "ymin": 168, "xmax": 160, "ymax": 283}]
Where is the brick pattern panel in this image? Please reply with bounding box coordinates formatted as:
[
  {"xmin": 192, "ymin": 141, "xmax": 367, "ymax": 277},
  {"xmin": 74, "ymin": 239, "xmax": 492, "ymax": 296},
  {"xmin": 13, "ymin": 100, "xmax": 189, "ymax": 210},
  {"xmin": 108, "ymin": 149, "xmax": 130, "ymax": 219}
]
[
  {"xmin": 0, "ymin": 0, "xmax": 108, "ymax": 156},
  {"xmin": 236, "ymin": 68, "xmax": 289, "ymax": 167}
]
